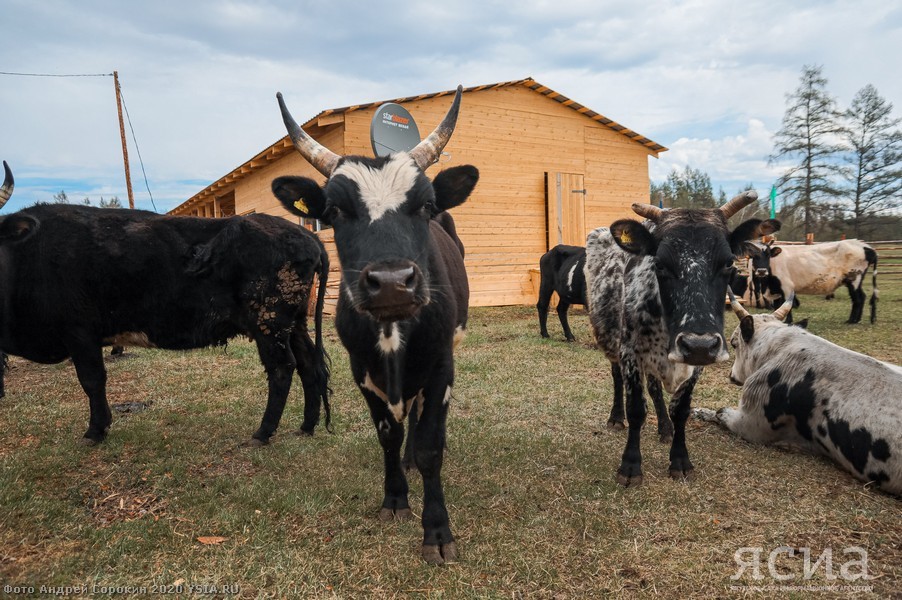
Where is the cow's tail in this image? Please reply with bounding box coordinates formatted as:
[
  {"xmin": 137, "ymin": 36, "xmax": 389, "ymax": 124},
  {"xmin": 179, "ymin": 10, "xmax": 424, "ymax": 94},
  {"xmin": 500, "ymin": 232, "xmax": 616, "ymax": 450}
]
[
  {"xmin": 313, "ymin": 247, "xmax": 333, "ymax": 432},
  {"xmin": 865, "ymin": 245, "xmax": 878, "ymax": 324}
]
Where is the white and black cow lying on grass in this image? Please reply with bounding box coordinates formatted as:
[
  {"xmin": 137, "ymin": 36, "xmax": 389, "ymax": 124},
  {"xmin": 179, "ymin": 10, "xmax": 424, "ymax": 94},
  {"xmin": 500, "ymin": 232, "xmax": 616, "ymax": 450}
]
[
  {"xmin": 537, "ymin": 244, "xmax": 587, "ymax": 341},
  {"xmin": 694, "ymin": 291, "xmax": 902, "ymax": 496},
  {"xmin": 272, "ymin": 86, "xmax": 477, "ymax": 564},
  {"xmin": 584, "ymin": 193, "xmax": 780, "ymax": 486},
  {"xmin": 750, "ymin": 239, "xmax": 878, "ymax": 324}
]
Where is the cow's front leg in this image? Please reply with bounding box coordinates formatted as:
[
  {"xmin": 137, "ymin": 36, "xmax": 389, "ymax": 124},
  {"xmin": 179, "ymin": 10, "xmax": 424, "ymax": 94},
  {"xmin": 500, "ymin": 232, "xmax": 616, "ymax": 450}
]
[
  {"xmin": 646, "ymin": 375, "xmax": 673, "ymax": 443},
  {"xmin": 415, "ymin": 370, "xmax": 457, "ymax": 565},
  {"xmin": 68, "ymin": 339, "xmax": 111, "ymax": 445},
  {"xmin": 249, "ymin": 334, "xmax": 296, "ymax": 445},
  {"xmin": 616, "ymin": 358, "xmax": 645, "ymax": 486},
  {"xmin": 668, "ymin": 369, "xmax": 701, "ymax": 480},
  {"xmin": 360, "ymin": 390, "xmax": 411, "ymax": 521},
  {"xmin": 606, "ymin": 361, "xmax": 625, "ymax": 430}
]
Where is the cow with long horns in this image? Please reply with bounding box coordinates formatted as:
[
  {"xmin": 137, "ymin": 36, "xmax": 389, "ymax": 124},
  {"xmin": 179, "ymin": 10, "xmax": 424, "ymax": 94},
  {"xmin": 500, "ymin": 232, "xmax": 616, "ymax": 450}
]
[
  {"xmin": 0, "ymin": 160, "xmax": 331, "ymax": 445},
  {"xmin": 693, "ymin": 291, "xmax": 902, "ymax": 496},
  {"xmin": 584, "ymin": 195, "xmax": 780, "ymax": 486},
  {"xmin": 270, "ymin": 86, "xmax": 478, "ymax": 564}
]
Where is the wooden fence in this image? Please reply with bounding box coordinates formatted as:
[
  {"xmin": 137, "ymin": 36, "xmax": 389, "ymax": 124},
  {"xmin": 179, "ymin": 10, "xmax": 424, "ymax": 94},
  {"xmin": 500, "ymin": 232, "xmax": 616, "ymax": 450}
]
[{"xmin": 758, "ymin": 238, "xmax": 902, "ymax": 280}]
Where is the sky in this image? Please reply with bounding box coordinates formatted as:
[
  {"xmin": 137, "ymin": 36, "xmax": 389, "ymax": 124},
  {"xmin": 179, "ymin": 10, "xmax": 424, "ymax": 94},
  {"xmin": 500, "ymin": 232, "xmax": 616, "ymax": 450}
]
[{"xmin": 1, "ymin": 0, "xmax": 900, "ymax": 213}]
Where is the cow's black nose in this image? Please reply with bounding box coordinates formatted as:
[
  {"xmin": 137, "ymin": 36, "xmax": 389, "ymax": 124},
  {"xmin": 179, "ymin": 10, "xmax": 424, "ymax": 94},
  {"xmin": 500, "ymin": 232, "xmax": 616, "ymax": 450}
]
[
  {"xmin": 675, "ymin": 333, "xmax": 723, "ymax": 365},
  {"xmin": 358, "ymin": 262, "xmax": 423, "ymax": 321}
]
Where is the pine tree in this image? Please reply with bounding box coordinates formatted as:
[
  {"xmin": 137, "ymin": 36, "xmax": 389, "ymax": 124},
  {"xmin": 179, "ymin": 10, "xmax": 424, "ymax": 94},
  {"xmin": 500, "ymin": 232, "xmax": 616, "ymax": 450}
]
[
  {"xmin": 769, "ymin": 65, "xmax": 845, "ymax": 237},
  {"xmin": 650, "ymin": 166, "xmax": 718, "ymax": 209},
  {"xmin": 839, "ymin": 84, "xmax": 902, "ymax": 238}
]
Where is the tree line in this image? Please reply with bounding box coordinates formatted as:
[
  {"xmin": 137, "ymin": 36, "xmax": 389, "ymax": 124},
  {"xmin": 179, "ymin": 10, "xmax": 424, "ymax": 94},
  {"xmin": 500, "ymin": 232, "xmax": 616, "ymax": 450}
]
[{"xmin": 652, "ymin": 65, "xmax": 901, "ymax": 241}]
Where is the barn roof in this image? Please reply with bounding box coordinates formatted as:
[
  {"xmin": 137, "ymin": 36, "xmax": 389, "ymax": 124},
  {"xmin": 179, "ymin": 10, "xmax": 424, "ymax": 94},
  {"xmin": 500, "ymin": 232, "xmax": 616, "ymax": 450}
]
[{"xmin": 172, "ymin": 77, "xmax": 665, "ymax": 215}]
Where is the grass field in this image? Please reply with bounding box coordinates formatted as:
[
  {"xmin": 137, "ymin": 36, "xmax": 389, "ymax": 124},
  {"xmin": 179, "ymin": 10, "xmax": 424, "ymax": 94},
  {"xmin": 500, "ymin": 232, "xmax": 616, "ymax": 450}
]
[{"xmin": 1, "ymin": 279, "xmax": 900, "ymax": 598}]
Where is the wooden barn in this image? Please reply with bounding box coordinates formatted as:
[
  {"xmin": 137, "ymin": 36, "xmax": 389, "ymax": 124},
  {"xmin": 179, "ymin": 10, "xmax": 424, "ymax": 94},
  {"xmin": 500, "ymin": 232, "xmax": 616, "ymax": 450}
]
[{"xmin": 170, "ymin": 78, "xmax": 666, "ymax": 312}]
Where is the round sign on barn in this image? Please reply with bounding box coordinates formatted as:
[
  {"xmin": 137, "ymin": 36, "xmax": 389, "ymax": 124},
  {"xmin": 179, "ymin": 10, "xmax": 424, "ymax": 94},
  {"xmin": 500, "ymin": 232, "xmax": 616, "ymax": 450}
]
[{"xmin": 370, "ymin": 103, "xmax": 421, "ymax": 157}]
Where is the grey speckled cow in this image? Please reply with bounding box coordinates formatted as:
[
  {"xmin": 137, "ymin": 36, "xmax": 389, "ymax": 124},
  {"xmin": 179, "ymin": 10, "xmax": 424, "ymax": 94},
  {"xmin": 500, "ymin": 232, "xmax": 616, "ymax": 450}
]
[
  {"xmin": 695, "ymin": 293, "xmax": 902, "ymax": 496},
  {"xmin": 584, "ymin": 193, "xmax": 779, "ymax": 486}
]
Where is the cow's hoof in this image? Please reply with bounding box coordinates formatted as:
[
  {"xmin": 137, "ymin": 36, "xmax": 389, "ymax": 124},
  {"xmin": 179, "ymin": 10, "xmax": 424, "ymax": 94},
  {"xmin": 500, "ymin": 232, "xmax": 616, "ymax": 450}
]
[
  {"xmin": 294, "ymin": 428, "xmax": 314, "ymax": 437},
  {"xmin": 669, "ymin": 458, "xmax": 695, "ymax": 480},
  {"xmin": 606, "ymin": 419, "xmax": 625, "ymax": 431},
  {"xmin": 241, "ymin": 437, "xmax": 268, "ymax": 448},
  {"xmin": 79, "ymin": 436, "xmax": 101, "ymax": 447},
  {"xmin": 616, "ymin": 468, "xmax": 643, "ymax": 487},
  {"xmin": 422, "ymin": 542, "xmax": 458, "ymax": 565},
  {"xmin": 669, "ymin": 467, "xmax": 695, "ymax": 481},
  {"xmin": 378, "ymin": 507, "xmax": 412, "ymax": 522}
]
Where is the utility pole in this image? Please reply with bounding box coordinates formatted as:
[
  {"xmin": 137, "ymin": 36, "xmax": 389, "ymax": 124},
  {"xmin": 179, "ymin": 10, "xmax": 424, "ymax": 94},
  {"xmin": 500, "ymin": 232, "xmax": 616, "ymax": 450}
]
[{"xmin": 113, "ymin": 71, "xmax": 135, "ymax": 209}]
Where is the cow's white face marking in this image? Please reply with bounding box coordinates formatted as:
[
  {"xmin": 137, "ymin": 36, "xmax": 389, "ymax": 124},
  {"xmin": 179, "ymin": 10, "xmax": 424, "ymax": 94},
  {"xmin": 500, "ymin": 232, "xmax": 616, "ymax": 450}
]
[
  {"xmin": 333, "ymin": 153, "xmax": 420, "ymax": 222},
  {"xmin": 378, "ymin": 323, "xmax": 402, "ymax": 354}
]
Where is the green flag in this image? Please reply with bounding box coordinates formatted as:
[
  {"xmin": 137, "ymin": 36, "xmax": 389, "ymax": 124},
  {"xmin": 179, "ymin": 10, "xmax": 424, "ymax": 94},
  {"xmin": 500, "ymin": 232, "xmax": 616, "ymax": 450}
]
[{"xmin": 769, "ymin": 185, "xmax": 777, "ymax": 218}]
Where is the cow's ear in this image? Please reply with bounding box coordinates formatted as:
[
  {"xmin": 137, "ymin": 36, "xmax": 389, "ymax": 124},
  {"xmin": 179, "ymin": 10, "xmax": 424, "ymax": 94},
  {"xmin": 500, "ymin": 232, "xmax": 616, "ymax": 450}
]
[
  {"xmin": 728, "ymin": 218, "xmax": 781, "ymax": 253},
  {"xmin": 272, "ymin": 176, "xmax": 328, "ymax": 221},
  {"xmin": 770, "ymin": 246, "xmax": 782, "ymax": 257},
  {"xmin": 794, "ymin": 318, "xmax": 809, "ymax": 329},
  {"xmin": 432, "ymin": 165, "xmax": 478, "ymax": 213},
  {"xmin": 0, "ymin": 214, "xmax": 38, "ymax": 244},
  {"xmin": 610, "ymin": 219, "xmax": 656, "ymax": 255},
  {"xmin": 740, "ymin": 315, "xmax": 755, "ymax": 342}
]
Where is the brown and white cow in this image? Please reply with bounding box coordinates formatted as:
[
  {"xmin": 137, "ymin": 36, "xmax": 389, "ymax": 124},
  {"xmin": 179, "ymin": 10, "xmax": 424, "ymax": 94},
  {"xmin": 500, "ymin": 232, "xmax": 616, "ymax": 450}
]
[
  {"xmin": 695, "ymin": 291, "xmax": 902, "ymax": 496},
  {"xmin": 270, "ymin": 86, "xmax": 477, "ymax": 564},
  {"xmin": 750, "ymin": 239, "xmax": 878, "ymax": 324}
]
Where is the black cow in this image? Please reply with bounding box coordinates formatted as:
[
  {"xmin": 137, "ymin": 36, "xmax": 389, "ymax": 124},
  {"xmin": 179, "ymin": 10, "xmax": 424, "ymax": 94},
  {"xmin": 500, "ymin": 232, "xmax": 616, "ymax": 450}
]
[
  {"xmin": 0, "ymin": 160, "xmax": 330, "ymax": 445},
  {"xmin": 537, "ymin": 244, "xmax": 587, "ymax": 341},
  {"xmin": 271, "ymin": 87, "xmax": 477, "ymax": 565},
  {"xmin": 584, "ymin": 193, "xmax": 780, "ymax": 486}
]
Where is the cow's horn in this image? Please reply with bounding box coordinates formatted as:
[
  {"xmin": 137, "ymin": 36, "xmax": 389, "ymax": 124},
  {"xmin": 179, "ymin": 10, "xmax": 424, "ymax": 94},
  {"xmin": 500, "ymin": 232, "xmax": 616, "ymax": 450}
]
[
  {"xmin": 772, "ymin": 293, "xmax": 794, "ymax": 321},
  {"xmin": 277, "ymin": 92, "xmax": 341, "ymax": 177},
  {"xmin": 727, "ymin": 287, "xmax": 750, "ymax": 319},
  {"xmin": 718, "ymin": 190, "xmax": 758, "ymax": 219},
  {"xmin": 631, "ymin": 203, "xmax": 663, "ymax": 221},
  {"xmin": 0, "ymin": 160, "xmax": 14, "ymax": 210},
  {"xmin": 408, "ymin": 85, "xmax": 463, "ymax": 170}
]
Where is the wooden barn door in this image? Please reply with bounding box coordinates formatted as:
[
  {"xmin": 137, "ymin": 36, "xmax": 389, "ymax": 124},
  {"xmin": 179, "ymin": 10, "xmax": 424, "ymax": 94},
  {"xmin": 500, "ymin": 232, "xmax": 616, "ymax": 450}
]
[{"xmin": 546, "ymin": 172, "xmax": 586, "ymax": 249}]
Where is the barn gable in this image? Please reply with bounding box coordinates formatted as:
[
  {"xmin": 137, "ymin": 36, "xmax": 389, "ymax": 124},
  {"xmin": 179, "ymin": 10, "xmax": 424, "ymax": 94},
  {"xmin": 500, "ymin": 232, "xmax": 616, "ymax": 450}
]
[{"xmin": 172, "ymin": 78, "xmax": 666, "ymax": 310}]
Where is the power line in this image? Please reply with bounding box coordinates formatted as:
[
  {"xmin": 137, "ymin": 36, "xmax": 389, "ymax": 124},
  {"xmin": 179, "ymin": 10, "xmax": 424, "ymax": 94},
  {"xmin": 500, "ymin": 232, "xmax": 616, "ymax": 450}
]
[
  {"xmin": 0, "ymin": 71, "xmax": 112, "ymax": 77},
  {"xmin": 118, "ymin": 85, "xmax": 158, "ymax": 212}
]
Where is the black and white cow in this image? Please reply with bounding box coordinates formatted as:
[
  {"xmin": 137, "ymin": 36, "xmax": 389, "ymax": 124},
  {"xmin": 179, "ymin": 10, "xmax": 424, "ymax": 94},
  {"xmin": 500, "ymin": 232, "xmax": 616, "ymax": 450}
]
[
  {"xmin": 695, "ymin": 292, "xmax": 902, "ymax": 496},
  {"xmin": 271, "ymin": 87, "xmax": 477, "ymax": 564},
  {"xmin": 537, "ymin": 244, "xmax": 587, "ymax": 341},
  {"xmin": 750, "ymin": 239, "xmax": 878, "ymax": 324},
  {"xmin": 0, "ymin": 161, "xmax": 330, "ymax": 445},
  {"xmin": 584, "ymin": 193, "xmax": 780, "ymax": 486}
]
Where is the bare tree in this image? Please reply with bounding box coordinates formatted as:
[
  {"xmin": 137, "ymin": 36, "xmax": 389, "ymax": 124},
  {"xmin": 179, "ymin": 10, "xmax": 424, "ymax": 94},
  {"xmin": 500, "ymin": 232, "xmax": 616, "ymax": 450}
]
[
  {"xmin": 769, "ymin": 65, "xmax": 845, "ymax": 238},
  {"xmin": 839, "ymin": 84, "xmax": 902, "ymax": 238}
]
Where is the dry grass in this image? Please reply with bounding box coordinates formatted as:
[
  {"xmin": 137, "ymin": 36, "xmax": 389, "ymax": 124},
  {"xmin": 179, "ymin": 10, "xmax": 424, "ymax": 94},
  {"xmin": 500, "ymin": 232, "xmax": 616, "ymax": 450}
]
[{"xmin": 0, "ymin": 280, "xmax": 900, "ymax": 598}]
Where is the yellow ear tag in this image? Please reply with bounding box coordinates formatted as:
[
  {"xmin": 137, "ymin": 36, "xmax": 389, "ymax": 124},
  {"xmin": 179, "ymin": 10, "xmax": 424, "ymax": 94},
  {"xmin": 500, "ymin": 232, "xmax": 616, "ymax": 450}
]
[
  {"xmin": 293, "ymin": 199, "xmax": 308, "ymax": 213},
  {"xmin": 620, "ymin": 231, "xmax": 632, "ymax": 244}
]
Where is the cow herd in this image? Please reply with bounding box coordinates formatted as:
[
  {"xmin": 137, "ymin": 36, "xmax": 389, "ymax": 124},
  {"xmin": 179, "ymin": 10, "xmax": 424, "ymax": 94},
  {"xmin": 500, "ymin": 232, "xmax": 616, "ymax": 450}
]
[{"xmin": 1, "ymin": 86, "xmax": 900, "ymax": 566}]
